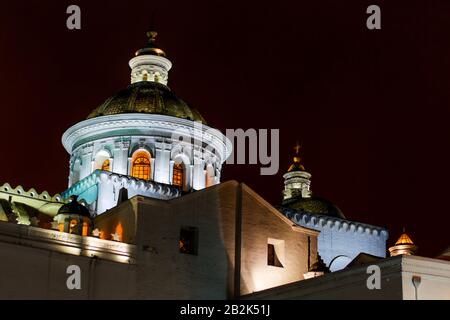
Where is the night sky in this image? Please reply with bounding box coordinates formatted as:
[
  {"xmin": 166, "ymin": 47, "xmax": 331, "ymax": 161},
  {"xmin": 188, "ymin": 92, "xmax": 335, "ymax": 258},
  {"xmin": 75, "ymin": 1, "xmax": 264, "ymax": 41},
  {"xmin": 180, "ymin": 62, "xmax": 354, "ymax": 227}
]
[{"xmin": 0, "ymin": 1, "xmax": 449, "ymax": 257}]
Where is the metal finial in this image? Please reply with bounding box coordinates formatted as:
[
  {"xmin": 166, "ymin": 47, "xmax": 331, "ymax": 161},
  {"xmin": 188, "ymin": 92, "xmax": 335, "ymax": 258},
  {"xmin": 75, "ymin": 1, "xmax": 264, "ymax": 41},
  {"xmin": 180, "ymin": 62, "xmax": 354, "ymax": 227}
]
[
  {"xmin": 288, "ymin": 141, "xmax": 305, "ymax": 172},
  {"xmin": 135, "ymin": 30, "xmax": 166, "ymax": 57},
  {"xmin": 294, "ymin": 141, "xmax": 301, "ymax": 155},
  {"xmin": 147, "ymin": 31, "xmax": 158, "ymax": 43}
]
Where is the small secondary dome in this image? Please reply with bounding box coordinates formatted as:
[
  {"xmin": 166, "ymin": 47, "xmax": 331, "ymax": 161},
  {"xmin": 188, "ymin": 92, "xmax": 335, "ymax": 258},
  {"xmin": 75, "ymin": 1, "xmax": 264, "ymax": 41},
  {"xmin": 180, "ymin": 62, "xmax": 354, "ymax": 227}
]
[
  {"xmin": 283, "ymin": 196, "xmax": 346, "ymax": 219},
  {"xmin": 57, "ymin": 195, "xmax": 90, "ymax": 217}
]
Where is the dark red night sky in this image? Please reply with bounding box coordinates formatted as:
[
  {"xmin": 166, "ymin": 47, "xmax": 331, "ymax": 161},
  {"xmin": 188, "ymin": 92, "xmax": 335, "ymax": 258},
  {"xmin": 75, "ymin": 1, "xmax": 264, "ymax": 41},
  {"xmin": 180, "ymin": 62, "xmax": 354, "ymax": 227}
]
[{"xmin": 0, "ymin": 1, "xmax": 449, "ymax": 257}]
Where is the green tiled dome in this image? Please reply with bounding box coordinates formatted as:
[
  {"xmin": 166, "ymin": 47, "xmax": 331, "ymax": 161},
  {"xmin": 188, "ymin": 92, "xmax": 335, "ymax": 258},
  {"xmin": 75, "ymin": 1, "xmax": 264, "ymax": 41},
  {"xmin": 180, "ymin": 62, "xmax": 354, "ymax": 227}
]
[{"xmin": 87, "ymin": 81, "xmax": 206, "ymax": 123}]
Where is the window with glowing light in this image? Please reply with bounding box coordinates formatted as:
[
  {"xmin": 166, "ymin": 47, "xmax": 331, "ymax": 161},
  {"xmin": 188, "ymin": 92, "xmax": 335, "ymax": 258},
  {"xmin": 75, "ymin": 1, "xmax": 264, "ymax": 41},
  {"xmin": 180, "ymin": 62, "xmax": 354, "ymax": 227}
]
[
  {"xmin": 179, "ymin": 227, "xmax": 198, "ymax": 255},
  {"xmin": 115, "ymin": 222, "xmax": 123, "ymax": 242},
  {"xmin": 101, "ymin": 159, "xmax": 110, "ymax": 171},
  {"xmin": 82, "ymin": 222, "xmax": 88, "ymax": 236},
  {"xmin": 69, "ymin": 219, "xmax": 77, "ymax": 234},
  {"xmin": 172, "ymin": 163, "xmax": 184, "ymax": 187},
  {"xmin": 131, "ymin": 150, "xmax": 151, "ymax": 180},
  {"xmin": 93, "ymin": 150, "xmax": 111, "ymax": 172}
]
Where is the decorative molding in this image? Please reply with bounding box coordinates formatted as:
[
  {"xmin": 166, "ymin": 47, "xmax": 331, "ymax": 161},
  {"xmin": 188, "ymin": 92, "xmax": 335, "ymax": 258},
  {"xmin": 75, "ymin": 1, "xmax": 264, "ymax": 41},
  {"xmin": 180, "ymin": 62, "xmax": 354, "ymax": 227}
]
[
  {"xmin": 62, "ymin": 113, "xmax": 232, "ymax": 163},
  {"xmin": 280, "ymin": 207, "xmax": 389, "ymax": 240},
  {"xmin": 0, "ymin": 222, "xmax": 135, "ymax": 264}
]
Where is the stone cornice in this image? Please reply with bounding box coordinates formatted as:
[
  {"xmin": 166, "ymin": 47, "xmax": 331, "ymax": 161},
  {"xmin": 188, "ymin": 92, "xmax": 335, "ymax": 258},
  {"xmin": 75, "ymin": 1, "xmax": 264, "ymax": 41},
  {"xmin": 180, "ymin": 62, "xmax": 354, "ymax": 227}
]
[
  {"xmin": 283, "ymin": 171, "xmax": 312, "ymax": 180},
  {"xmin": 61, "ymin": 113, "xmax": 232, "ymax": 162},
  {"xmin": 0, "ymin": 221, "xmax": 135, "ymax": 264}
]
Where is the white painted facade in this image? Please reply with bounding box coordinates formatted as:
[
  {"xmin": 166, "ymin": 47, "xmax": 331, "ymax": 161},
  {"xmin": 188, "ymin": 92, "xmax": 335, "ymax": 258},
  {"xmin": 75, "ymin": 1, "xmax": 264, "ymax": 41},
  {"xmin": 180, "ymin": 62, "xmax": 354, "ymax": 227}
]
[
  {"xmin": 280, "ymin": 162, "xmax": 388, "ymax": 271},
  {"xmin": 62, "ymin": 114, "xmax": 231, "ymax": 192},
  {"xmin": 244, "ymin": 255, "xmax": 450, "ymax": 300},
  {"xmin": 286, "ymin": 210, "xmax": 388, "ymax": 271}
]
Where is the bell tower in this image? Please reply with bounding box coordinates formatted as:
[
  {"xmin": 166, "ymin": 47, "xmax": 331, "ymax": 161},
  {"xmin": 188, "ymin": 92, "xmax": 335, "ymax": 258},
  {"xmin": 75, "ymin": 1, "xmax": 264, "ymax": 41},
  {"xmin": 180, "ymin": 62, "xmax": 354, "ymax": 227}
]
[
  {"xmin": 129, "ymin": 31, "xmax": 172, "ymax": 85},
  {"xmin": 282, "ymin": 143, "xmax": 312, "ymax": 203}
]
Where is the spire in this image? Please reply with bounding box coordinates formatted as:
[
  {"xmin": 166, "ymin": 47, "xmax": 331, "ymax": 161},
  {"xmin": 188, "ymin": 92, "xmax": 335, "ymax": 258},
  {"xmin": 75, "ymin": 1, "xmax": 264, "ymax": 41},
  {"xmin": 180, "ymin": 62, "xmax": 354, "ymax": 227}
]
[
  {"xmin": 389, "ymin": 230, "xmax": 417, "ymax": 257},
  {"xmin": 395, "ymin": 232, "xmax": 414, "ymax": 246},
  {"xmin": 129, "ymin": 29, "xmax": 172, "ymax": 85},
  {"xmin": 282, "ymin": 141, "xmax": 312, "ymax": 202}
]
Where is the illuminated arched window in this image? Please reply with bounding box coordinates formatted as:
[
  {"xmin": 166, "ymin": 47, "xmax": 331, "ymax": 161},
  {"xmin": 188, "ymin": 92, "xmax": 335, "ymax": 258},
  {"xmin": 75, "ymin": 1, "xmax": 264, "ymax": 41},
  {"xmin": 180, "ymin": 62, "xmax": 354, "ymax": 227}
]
[
  {"xmin": 94, "ymin": 150, "xmax": 111, "ymax": 172},
  {"xmin": 131, "ymin": 150, "xmax": 151, "ymax": 180},
  {"xmin": 82, "ymin": 222, "xmax": 89, "ymax": 236},
  {"xmin": 173, "ymin": 163, "xmax": 184, "ymax": 187},
  {"xmin": 69, "ymin": 219, "xmax": 77, "ymax": 234},
  {"xmin": 101, "ymin": 159, "xmax": 110, "ymax": 171}
]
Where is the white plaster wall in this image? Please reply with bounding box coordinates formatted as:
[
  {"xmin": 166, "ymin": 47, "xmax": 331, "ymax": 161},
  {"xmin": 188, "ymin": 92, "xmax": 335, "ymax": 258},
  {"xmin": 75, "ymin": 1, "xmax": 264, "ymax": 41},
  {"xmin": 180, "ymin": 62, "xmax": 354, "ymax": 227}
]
[
  {"xmin": 289, "ymin": 213, "xmax": 388, "ymax": 272},
  {"xmin": 69, "ymin": 136, "xmax": 221, "ymax": 194},
  {"xmin": 318, "ymin": 225, "xmax": 387, "ymax": 271}
]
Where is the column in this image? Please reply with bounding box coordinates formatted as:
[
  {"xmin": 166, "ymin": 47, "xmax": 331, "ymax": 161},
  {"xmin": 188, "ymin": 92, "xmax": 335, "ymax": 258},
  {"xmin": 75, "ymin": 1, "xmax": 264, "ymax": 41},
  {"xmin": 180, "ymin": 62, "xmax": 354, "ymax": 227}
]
[{"xmin": 154, "ymin": 144, "xmax": 171, "ymax": 184}]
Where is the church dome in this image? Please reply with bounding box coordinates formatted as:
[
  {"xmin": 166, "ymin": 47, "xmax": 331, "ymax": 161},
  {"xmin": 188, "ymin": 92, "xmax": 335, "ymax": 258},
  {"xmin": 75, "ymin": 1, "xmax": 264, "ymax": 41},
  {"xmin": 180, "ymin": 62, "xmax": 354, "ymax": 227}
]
[
  {"xmin": 87, "ymin": 81, "xmax": 206, "ymax": 122},
  {"xmin": 283, "ymin": 196, "xmax": 346, "ymax": 219}
]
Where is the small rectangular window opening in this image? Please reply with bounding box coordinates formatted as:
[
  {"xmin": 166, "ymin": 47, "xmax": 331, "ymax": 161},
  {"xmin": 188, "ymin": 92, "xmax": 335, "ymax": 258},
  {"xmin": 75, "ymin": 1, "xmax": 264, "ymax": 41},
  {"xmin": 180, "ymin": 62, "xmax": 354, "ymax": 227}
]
[
  {"xmin": 267, "ymin": 238, "xmax": 285, "ymax": 268},
  {"xmin": 179, "ymin": 227, "xmax": 198, "ymax": 255}
]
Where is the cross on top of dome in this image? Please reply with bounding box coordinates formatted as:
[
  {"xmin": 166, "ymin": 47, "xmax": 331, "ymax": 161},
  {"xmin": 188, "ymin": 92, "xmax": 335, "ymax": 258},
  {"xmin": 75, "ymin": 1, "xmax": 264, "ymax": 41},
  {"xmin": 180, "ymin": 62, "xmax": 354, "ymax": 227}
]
[
  {"xmin": 288, "ymin": 142, "xmax": 306, "ymax": 172},
  {"xmin": 135, "ymin": 30, "xmax": 166, "ymax": 57}
]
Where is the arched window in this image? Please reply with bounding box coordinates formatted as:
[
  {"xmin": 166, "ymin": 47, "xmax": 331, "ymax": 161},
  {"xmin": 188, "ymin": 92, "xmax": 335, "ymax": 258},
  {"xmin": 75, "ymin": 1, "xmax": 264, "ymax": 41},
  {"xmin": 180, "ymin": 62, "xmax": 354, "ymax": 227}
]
[
  {"xmin": 82, "ymin": 222, "xmax": 89, "ymax": 236},
  {"xmin": 101, "ymin": 159, "xmax": 110, "ymax": 171},
  {"xmin": 69, "ymin": 219, "xmax": 77, "ymax": 234},
  {"xmin": 173, "ymin": 163, "xmax": 184, "ymax": 187},
  {"xmin": 131, "ymin": 150, "xmax": 151, "ymax": 180},
  {"xmin": 94, "ymin": 150, "xmax": 111, "ymax": 172}
]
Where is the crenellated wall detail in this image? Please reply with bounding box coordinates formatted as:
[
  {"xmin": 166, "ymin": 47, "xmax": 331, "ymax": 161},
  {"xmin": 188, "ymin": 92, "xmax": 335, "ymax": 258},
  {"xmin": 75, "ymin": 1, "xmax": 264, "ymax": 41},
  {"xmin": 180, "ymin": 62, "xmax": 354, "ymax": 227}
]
[
  {"xmin": 281, "ymin": 207, "xmax": 389, "ymax": 271},
  {"xmin": 61, "ymin": 170, "xmax": 181, "ymax": 216},
  {"xmin": 0, "ymin": 183, "xmax": 63, "ymax": 203}
]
